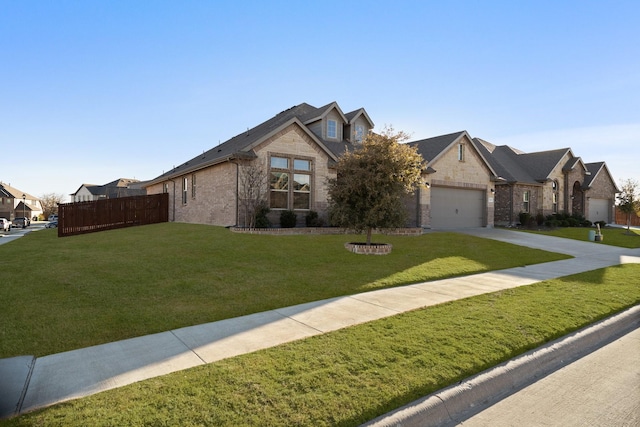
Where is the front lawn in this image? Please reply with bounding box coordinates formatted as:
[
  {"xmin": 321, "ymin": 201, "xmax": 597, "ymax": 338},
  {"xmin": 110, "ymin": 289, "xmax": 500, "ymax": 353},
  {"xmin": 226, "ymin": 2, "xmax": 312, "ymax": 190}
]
[
  {"xmin": 522, "ymin": 226, "xmax": 640, "ymax": 248},
  {"xmin": 0, "ymin": 223, "xmax": 570, "ymax": 358},
  {"xmin": 3, "ymin": 265, "xmax": 638, "ymax": 427}
]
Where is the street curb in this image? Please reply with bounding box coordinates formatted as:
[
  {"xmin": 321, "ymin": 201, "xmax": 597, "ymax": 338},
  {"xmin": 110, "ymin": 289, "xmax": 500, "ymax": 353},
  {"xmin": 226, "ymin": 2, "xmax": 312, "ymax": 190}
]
[
  {"xmin": 361, "ymin": 304, "xmax": 640, "ymax": 427},
  {"xmin": 0, "ymin": 356, "xmax": 35, "ymax": 419}
]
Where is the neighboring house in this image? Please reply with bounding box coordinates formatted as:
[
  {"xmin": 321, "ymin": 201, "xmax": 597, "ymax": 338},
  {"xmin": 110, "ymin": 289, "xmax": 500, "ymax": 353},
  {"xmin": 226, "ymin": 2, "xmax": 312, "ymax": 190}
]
[
  {"xmin": 406, "ymin": 131, "xmax": 499, "ymax": 228},
  {"xmin": 71, "ymin": 178, "xmax": 147, "ymax": 202},
  {"xmin": 145, "ymin": 102, "xmax": 374, "ymax": 226},
  {"xmin": 473, "ymin": 139, "xmax": 619, "ymax": 226},
  {"xmin": 144, "ymin": 101, "xmax": 619, "ymax": 229},
  {"xmin": 0, "ymin": 182, "xmax": 44, "ymax": 220}
]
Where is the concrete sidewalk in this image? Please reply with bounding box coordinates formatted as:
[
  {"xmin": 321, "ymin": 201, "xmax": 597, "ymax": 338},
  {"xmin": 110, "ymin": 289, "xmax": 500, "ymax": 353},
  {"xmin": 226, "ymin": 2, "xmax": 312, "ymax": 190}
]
[{"xmin": 1, "ymin": 229, "xmax": 639, "ymax": 420}]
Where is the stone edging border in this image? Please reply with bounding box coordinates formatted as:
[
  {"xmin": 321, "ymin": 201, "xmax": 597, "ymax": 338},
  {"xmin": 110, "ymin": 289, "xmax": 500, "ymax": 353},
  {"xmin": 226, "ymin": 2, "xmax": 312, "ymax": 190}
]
[{"xmin": 361, "ymin": 304, "xmax": 640, "ymax": 427}]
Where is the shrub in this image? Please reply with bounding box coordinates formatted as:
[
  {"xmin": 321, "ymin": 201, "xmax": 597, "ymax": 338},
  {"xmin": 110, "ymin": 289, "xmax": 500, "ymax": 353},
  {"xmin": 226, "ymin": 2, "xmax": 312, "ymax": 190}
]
[
  {"xmin": 305, "ymin": 210, "xmax": 324, "ymax": 227},
  {"xmin": 518, "ymin": 212, "xmax": 532, "ymax": 227},
  {"xmin": 536, "ymin": 213, "xmax": 545, "ymax": 226},
  {"xmin": 254, "ymin": 202, "xmax": 271, "ymax": 228},
  {"xmin": 280, "ymin": 210, "xmax": 297, "ymax": 228},
  {"xmin": 560, "ymin": 220, "xmax": 570, "ymax": 227},
  {"xmin": 582, "ymin": 220, "xmax": 592, "ymax": 227},
  {"xmin": 567, "ymin": 217, "xmax": 579, "ymax": 227}
]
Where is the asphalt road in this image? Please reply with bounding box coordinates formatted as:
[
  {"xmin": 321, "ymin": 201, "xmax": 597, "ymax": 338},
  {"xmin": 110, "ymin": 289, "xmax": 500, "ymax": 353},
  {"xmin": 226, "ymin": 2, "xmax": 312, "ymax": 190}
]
[{"xmin": 458, "ymin": 327, "xmax": 640, "ymax": 427}]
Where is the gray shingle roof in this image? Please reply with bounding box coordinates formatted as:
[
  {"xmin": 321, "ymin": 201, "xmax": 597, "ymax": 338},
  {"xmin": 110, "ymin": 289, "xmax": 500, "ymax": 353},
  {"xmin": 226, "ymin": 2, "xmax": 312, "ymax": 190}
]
[
  {"xmin": 584, "ymin": 162, "xmax": 604, "ymax": 188},
  {"xmin": 474, "ymin": 139, "xmax": 580, "ymax": 185},
  {"xmin": 147, "ymin": 102, "xmax": 362, "ymax": 185},
  {"xmin": 408, "ymin": 131, "xmax": 467, "ymax": 162}
]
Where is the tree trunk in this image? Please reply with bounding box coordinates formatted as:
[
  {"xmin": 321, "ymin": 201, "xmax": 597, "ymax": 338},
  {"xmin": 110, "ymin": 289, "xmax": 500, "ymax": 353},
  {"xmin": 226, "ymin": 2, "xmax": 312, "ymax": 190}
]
[{"xmin": 366, "ymin": 227, "xmax": 372, "ymax": 245}]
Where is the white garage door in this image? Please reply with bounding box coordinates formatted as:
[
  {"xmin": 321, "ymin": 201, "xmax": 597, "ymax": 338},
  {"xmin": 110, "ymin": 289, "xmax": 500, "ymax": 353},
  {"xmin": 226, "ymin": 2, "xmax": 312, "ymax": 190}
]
[
  {"xmin": 588, "ymin": 198, "xmax": 610, "ymax": 223},
  {"xmin": 431, "ymin": 187, "xmax": 485, "ymax": 228}
]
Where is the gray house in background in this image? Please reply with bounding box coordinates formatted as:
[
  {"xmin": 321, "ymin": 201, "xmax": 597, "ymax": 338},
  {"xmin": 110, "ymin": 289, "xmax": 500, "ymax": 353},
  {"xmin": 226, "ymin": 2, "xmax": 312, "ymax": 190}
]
[
  {"xmin": 474, "ymin": 139, "xmax": 619, "ymax": 225},
  {"xmin": 71, "ymin": 178, "xmax": 147, "ymax": 203}
]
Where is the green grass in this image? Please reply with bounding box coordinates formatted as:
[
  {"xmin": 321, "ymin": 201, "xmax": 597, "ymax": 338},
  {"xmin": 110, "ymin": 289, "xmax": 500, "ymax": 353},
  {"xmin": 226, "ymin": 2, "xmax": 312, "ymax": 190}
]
[
  {"xmin": 522, "ymin": 226, "xmax": 640, "ymax": 248},
  {"xmin": 0, "ymin": 223, "xmax": 570, "ymax": 358},
  {"xmin": 3, "ymin": 265, "xmax": 638, "ymax": 427}
]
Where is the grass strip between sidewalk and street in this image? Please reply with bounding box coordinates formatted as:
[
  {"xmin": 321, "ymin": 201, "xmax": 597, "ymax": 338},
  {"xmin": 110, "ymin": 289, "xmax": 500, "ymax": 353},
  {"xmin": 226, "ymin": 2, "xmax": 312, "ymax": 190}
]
[
  {"xmin": 3, "ymin": 264, "xmax": 639, "ymax": 427},
  {"xmin": 0, "ymin": 223, "xmax": 570, "ymax": 358}
]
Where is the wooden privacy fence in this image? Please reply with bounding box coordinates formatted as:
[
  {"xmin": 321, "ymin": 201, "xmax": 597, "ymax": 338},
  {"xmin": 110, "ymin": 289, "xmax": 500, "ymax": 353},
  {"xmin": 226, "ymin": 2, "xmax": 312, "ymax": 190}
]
[
  {"xmin": 615, "ymin": 206, "xmax": 640, "ymax": 227},
  {"xmin": 58, "ymin": 193, "xmax": 169, "ymax": 237}
]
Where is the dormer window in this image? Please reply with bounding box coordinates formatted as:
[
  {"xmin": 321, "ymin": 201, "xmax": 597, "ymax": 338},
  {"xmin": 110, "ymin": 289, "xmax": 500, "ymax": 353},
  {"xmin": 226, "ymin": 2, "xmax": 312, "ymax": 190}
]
[
  {"xmin": 355, "ymin": 125, "xmax": 365, "ymax": 142},
  {"xmin": 327, "ymin": 119, "xmax": 337, "ymax": 139}
]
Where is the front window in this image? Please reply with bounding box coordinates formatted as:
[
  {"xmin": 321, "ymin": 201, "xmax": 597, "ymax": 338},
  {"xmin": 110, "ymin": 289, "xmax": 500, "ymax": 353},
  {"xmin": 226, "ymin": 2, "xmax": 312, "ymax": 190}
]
[
  {"xmin": 294, "ymin": 159, "xmax": 311, "ymax": 171},
  {"xmin": 293, "ymin": 174, "xmax": 310, "ymax": 209},
  {"xmin": 327, "ymin": 119, "xmax": 337, "ymax": 139},
  {"xmin": 269, "ymin": 155, "xmax": 312, "ymax": 210},
  {"xmin": 270, "ymin": 172, "xmax": 289, "ymax": 209},
  {"xmin": 191, "ymin": 173, "xmax": 197, "ymax": 199},
  {"xmin": 271, "ymin": 157, "xmax": 289, "ymax": 169},
  {"xmin": 523, "ymin": 191, "xmax": 530, "ymax": 213},
  {"xmin": 551, "ymin": 180, "xmax": 558, "ymax": 213}
]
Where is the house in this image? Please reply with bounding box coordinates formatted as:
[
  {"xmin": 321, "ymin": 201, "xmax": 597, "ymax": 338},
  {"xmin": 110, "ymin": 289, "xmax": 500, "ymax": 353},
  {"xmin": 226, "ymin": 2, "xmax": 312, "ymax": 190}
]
[
  {"xmin": 473, "ymin": 139, "xmax": 619, "ymax": 225},
  {"xmin": 145, "ymin": 102, "xmax": 374, "ymax": 226},
  {"xmin": 71, "ymin": 178, "xmax": 147, "ymax": 202},
  {"xmin": 0, "ymin": 182, "xmax": 44, "ymax": 220},
  {"xmin": 406, "ymin": 131, "xmax": 499, "ymax": 228},
  {"xmin": 144, "ymin": 101, "xmax": 619, "ymax": 230}
]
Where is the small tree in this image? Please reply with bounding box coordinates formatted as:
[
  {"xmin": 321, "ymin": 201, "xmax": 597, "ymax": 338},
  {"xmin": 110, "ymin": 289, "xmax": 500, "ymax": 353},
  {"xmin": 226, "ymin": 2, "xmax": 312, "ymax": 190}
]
[
  {"xmin": 327, "ymin": 126, "xmax": 425, "ymax": 245},
  {"xmin": 617, "ymin": 178, "xmax": 640, "ymax": 234},
  {"xmin": 40, "ymin": 193, "xmax": 65, "ymax": 219},
  {"xmin": 238, "ymin": 162, "xmax": 268, "ymax": 229}
]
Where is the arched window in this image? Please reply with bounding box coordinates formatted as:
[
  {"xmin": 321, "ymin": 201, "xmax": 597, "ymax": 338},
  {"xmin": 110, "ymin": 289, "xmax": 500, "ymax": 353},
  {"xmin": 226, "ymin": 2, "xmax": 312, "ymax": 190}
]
[{"xmin": 551, "ymin": 180, "xmax": 558, "ymax": 213}]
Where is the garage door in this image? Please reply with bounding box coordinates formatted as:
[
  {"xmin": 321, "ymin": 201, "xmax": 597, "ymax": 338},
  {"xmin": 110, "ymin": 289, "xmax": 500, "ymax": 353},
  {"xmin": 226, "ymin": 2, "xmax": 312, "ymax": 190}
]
[
  {"xmin": 588, "ymin": 198, "xmax": 610, "ymax": 223},
  {"xmin": 431, "ymin": 187, "xmax": 485, "ymax": 228}
]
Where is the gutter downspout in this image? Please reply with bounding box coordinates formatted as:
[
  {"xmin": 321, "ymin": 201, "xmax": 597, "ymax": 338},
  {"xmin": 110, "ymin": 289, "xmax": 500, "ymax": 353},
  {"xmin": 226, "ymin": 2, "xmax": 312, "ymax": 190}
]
[
  {"xmin": 228, "ymin": 158, "xmax": 239, "ymax": 227},
  {"xmin": 168, "ymin": 179, "xmax": 176, "ymax": 222}
]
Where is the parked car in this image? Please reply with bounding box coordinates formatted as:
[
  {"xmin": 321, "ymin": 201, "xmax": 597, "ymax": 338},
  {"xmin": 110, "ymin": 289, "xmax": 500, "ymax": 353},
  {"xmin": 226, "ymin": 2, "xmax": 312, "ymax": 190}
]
[
  {"xmin": 45, "ymin": 220, "xmax": 58, "ymax": 228},
  {"xmin": 13, "ymin": 217, "xmax": 29, "ymax": 228},
  {"xmin": 0, "ymin": 218, "xmax": 11, "ymax": 232},
  {"xmin": 48, "ymin": 214, "xmax": 58, "ymax": 221}
]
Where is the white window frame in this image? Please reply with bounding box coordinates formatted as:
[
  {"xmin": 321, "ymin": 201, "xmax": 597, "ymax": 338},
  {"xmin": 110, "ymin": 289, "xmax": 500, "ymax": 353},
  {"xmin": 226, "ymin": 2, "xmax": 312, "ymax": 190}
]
[
  {"xmin": 182, "ymin": 177, "xmax": 188, "ymax": 205},
  {"xmin": 523, "ymin": 191, "xmax": 530, "ymax": 213},
  {"xmin": 327, "ymin": 119, "xmax": 337, "ymax": 139}
]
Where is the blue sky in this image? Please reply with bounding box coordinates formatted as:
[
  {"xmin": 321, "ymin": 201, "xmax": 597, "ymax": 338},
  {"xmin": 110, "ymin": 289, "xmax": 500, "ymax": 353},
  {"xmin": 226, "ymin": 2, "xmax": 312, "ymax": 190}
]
[{"xmin": 2, "ymin": 1, "xmax": 638, "ymax": 201}]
